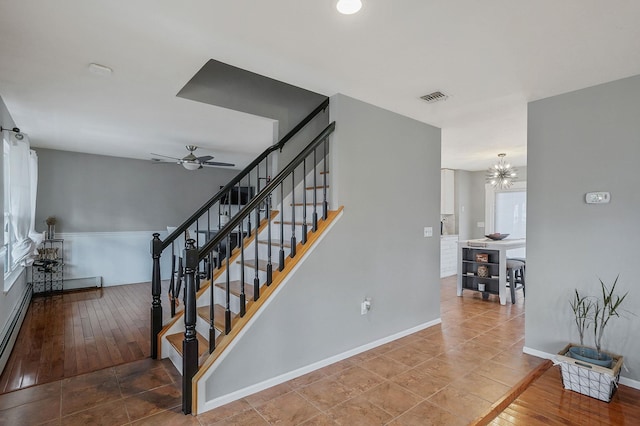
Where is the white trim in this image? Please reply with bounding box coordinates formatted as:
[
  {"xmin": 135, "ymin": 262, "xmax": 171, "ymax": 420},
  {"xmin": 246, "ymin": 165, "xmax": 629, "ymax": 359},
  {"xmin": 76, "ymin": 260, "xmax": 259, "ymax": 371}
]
[
  {"xmin": 198, "ymin": 317, "xmax": 441, "ymax": 414},
  {"xmin": 3, "ymin": 265, "xmax": 25, "ymax": 294},
  {"xmin": 523, "ymin": 346, "xmax": 640, "ymax": 390},
  {"xmin": 522, "ymin": 346, "xmax": 555, "ymax": 360},
  {"xmin": 0, "ymin": 282, "xmax": 31, "ymax": 374}
]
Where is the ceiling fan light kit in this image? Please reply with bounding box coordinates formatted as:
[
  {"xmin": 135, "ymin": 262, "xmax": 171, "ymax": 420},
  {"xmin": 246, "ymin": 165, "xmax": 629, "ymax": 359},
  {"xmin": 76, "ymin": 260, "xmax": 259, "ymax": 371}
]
[
  {"xmin": 150, "ymin": 145, "xmax": 235, "ymax": 170},
  {"xmin": 182, "ymin": 161, "xmax": 201, "ymax": 170}
]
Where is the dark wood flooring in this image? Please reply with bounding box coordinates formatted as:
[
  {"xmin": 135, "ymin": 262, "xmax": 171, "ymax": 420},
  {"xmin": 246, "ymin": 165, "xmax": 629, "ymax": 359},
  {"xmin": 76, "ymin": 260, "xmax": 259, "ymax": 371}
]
[
  {"xmin": 0, "ymin": 282, "xmax": 171, "ymax": 394},
  {"xmin": 489, "ymin": 365, "xmax": 640, "ymax": 425}
]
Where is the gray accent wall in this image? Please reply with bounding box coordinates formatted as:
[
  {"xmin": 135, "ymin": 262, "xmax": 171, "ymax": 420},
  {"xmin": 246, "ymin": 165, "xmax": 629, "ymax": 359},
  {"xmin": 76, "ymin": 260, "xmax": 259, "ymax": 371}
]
[
  {"xmin": 527, "ymin": 74, "xmax": 640, "ymax": 382},
  {"xmin": 178, "ymin": 59, "xmax": 327, "ymax": 140},
  {"xmin": 34, "ymin": 149, "xmax": 239, "ymax": 232},
  {"xmin": 204, "ymin": 94, "xmax": 442, "ymax": 400}
]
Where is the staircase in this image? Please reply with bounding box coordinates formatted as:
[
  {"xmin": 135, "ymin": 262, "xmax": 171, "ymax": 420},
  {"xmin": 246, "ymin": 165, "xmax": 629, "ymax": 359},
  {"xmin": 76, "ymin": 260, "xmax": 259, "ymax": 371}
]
[{"xmin": 149, "ymin": 101, "xmax": 340, "ymax": 414}]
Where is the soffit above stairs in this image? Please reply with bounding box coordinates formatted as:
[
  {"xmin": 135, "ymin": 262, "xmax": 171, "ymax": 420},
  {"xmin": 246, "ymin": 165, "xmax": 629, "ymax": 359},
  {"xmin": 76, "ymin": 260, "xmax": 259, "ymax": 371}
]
[{"xmin": 178, "ymin": 59, "xmax": 328, "ymax": 140}]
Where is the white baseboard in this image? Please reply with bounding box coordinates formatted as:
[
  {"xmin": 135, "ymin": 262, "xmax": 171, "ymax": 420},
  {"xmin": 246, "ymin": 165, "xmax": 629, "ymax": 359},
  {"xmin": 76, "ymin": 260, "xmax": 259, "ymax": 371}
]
[
  {"xmin": 63, "ymin": 276, "xmax": 102, "ymax": 290},
  {"xmin": 0, "ymin": 282, "xmax": 32, "ymax": 375},
  {"xmin": 198, "ymin": 318, "xmax": 442, "ymax": 414},
  {"xmin": 523, "ymin": 346, "xmax": 640, "ymax": 390}
]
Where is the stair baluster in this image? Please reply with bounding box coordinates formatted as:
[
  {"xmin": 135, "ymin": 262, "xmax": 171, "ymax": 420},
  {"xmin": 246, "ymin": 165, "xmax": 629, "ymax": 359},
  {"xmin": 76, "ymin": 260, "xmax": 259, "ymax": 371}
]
[
  {"xmin": 253, "ymin": 205, "xmax": 260, "ymax": 300},
  {"xmin": 323, "ymin": 139, "xmax": 328, "ymax": 220},
  {"xmin": 150, "ymin": 233, "xmax": 162, "ymax": 359},
  {"xmin": 279, "ymin": 184, "xmax": 285, "ymax": 271},
  {"xmin": 225, "ymin": 234, "xmax": 232, "ymax": 334},
  {"xmin": 239, "ymin": 205, "xmax": 246, "ymax": 317},
  {"xmin": 169, "ymin": 249, "xmax": 176, "ymax": 318},
  {"xmin": 290, "ymin": 171, "xmax": 297, "ymax": 258},
  {"xmin": 208, "ymin": 253, "xmax": 215, "ymax": 353},
  {"xmin": 182, "ymin": 239, "xmax": 198, "ymax": 415},
  {"xmin": 302, "ymin": 159, "xmax": 308, "ymax": 245},
  {"xmin": 312, "ymin": 148, "xmax": 318, "ymax": 232}
]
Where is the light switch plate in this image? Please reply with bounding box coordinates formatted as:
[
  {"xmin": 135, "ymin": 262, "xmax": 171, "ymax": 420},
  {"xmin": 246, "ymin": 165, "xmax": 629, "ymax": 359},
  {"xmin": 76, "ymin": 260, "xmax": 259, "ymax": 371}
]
[{"xmin": 586, "ymin": 192, "xmax": 610, "ymax": 204}]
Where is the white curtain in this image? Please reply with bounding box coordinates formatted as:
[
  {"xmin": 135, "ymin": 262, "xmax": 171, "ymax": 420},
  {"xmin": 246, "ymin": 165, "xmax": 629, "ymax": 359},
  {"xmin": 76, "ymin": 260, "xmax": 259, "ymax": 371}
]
[{"xmin": 8, "ymin": 133, "xmax": 41, "ymax": 266}]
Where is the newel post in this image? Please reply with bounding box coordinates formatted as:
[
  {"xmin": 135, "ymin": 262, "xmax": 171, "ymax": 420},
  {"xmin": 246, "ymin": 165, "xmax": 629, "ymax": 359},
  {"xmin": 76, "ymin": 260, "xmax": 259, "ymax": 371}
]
[
  {"xmin": 182, "ymin": 239, "xmax": 199, "ymax": 414},
  {"xmin": 150, "ymin": 233, "xmax": 163, "ymax": 359}
]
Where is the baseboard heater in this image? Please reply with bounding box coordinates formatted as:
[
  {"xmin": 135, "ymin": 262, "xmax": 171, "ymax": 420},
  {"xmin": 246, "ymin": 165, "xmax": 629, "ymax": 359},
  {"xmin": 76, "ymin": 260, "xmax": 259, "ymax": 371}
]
[
  {"xmin": 64, "ymin": 276, "xmax": 103, "ymax": 290},
  {"xmin": 0, "ymin": 283, "xmax": 32, "ymax": 374}
]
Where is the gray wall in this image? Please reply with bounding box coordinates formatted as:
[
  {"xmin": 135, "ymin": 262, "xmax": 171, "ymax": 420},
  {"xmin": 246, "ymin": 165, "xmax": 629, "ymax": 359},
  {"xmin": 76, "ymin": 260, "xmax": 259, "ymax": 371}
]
[
  {"xmin": 205, "ymin": 94, "xmax": 442, "ymax": 399},
  {"xmin": 34, "ymin": 149, "xmax": 239, "ymax": 232},
  {"xmin": 526, "ymin": 74, "xmax": 640, "ymax": 382},
  {"xmin": 178, "ymin": 59, "xmax": 328, "ymax": 140}
]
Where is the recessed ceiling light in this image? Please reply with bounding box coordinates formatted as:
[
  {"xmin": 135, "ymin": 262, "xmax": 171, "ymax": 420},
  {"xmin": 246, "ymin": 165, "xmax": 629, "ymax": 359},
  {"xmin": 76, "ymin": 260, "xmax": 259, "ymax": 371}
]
[
  {"xmin": 88, "ymin": 63, "xmax": 113, "ymax": 76},
  {"xmin": 336, "ymin": 0, "xmax": 362, "ymax": 15}
]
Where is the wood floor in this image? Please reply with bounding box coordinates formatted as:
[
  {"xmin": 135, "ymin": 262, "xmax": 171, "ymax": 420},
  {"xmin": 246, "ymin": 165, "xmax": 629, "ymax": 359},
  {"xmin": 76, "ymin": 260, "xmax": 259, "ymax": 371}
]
[
  {"xmin": 489, "ymin": 365, "xmax": 640, "ymax": 425},
  {"xmin": 0, "ymin": 282, "xmax": 171, "ymax": 393}
]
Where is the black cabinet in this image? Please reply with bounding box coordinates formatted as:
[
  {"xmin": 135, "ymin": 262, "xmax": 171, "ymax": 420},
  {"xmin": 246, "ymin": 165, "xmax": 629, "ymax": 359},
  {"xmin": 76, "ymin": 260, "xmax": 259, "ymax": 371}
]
[
  {"xmin": 460, "ymin": 247, "xmax": 499, "ymax": 295},
  {"xmin": 31, "ymin": 239, "xmax": 64, "ymax": 294}
]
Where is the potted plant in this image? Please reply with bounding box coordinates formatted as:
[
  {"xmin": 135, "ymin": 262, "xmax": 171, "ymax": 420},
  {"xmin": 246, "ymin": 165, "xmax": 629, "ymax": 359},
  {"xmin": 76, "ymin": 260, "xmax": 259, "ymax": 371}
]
[
  {"xmin": 568, "ymin": 276, "xmax": 628, "ymax": 368},
  {"xmin": 556, "ymin": 276, "xmax": 629, "ymax": 402}
]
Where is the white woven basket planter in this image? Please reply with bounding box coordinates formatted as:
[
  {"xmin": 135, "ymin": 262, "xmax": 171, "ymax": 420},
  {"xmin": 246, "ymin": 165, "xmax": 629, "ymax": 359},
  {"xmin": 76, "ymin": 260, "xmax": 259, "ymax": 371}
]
[{"xmin": 555, "ymin": 343, "xmax": 623, "ymax": 403}]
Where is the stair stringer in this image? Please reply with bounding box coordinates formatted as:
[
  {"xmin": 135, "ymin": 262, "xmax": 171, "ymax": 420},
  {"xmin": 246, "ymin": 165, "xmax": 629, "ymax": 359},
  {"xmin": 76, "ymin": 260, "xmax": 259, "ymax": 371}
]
[{"xmin": 193, "ymin": 207, "xmax": 344, "ymax": 414}]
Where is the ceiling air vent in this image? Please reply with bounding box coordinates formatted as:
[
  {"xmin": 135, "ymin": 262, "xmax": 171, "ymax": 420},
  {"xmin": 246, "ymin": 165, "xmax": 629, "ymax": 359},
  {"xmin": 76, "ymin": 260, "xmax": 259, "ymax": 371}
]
[{"xmin": 420, "ymin": 91, "xmax": 449, "ymax": 104}]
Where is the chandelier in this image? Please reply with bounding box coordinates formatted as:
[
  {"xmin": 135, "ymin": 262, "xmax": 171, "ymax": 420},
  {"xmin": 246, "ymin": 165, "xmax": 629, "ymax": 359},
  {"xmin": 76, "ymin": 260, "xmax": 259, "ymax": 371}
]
[{"xmin": 486, "ymin": 153, "xmax": 517, "ymax": 189}]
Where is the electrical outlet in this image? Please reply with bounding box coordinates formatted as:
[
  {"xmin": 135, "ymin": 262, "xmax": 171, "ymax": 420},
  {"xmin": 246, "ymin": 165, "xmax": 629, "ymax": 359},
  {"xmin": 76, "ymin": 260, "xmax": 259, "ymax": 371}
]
[
  {"xmin": 424, "ymin": 227, "xmax": 433, "ymax": 237},
  {"xmin": 477, "ymin": 221, "xmax": 485, "ymax": 228}
]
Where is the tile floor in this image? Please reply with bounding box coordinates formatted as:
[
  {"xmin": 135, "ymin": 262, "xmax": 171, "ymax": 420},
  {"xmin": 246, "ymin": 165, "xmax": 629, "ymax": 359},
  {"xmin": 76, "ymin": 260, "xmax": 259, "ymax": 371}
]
[{"xmin": 0, "ymin": 276, "xmax": 543, "ymax": 425}]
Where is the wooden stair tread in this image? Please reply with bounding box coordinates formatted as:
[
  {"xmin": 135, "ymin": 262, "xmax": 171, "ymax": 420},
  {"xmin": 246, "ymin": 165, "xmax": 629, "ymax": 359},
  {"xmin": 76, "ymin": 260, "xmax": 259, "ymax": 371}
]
[
  {"xmin": 214, "ymin": 280, "xmax": 255, "ymax": 298},
  {"xmin": 167, "ymin": 331, "xmax": 209, "ymax": 358},
  {"xmin": 239, "ymin": 259, "xmax": 273, "ymax": 271},
  {"xmin": 258, "ymin": 239, "xmax": 291, "ymax": 248},
  {"xmin": 197, "ymin": 304, "xmax": 230, "ymax": 332},
  {"xmin": 306, "ymin": 185, "xmax": 329, "ymax": 190}
]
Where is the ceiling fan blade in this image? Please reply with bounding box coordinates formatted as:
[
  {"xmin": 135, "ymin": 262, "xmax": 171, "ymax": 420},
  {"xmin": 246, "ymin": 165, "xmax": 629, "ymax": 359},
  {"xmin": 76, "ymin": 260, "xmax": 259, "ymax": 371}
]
[
  {"xmin": 195, "ymin": 155, "xmax": 213, "ymax": 162},
  {"xmin": 150, "ymin": 159, "xmax": 173, "ymax": 164},
  {"xmin": 150, "ymin": 152, "xmax": 182, "ymax": 161},
  {"xmin": 202, "ymin": 161, "xmax": 236, "ymax": 167}
]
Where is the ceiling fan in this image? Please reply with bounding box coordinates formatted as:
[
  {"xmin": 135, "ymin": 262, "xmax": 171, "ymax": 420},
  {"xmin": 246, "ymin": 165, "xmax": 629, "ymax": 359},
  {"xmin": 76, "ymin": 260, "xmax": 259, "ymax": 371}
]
[{"xmin": 150, "ymin": 145, "xmax": 235, "ymax": 170}]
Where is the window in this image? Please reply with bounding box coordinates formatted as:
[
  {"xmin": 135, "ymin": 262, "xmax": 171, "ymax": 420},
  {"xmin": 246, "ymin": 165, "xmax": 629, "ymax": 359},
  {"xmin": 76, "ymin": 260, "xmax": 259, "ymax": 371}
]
[
  {"xmin": 495, "ymin": 190, "xmax": 526, "ymax": 240},
  {"xmin": 485, "ymin": 181, "xmax": 527, "ymax": 258},
  {"xmin": 3, "ymin": 133, "xmax": 39, "ymax": 289}
]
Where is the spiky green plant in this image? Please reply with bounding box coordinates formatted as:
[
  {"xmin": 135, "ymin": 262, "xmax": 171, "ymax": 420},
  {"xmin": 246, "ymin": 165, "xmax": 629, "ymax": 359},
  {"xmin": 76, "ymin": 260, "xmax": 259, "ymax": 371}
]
[
  {"xmin": 592, "ymin": 275, "xmax": 628, "ymax": 354},
  {"xmin": 569, "ymin": 289, "xmax": 593, "ymax": 346}
]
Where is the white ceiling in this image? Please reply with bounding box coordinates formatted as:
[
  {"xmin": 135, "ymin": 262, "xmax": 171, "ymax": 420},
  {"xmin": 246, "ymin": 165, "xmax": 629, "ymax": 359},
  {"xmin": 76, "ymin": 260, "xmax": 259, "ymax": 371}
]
[{"xmin": 2, "ymin": 1, "xmax": 640, "ymax": 171}]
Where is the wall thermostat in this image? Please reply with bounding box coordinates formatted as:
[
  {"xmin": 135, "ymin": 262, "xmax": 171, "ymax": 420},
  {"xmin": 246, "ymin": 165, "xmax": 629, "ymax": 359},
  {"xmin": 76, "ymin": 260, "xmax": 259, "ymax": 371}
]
[{"xmin": 585, "ymin": 192, "xmax": 610, "ymax": 204}]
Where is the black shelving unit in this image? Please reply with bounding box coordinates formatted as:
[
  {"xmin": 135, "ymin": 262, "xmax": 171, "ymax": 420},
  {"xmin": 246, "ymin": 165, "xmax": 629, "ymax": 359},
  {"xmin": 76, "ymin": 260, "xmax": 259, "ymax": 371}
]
[
  {"xmin": 460, "ymin": 247, "xmax": 499, "ymax": 295},
  {"xmin": 31, "ymin": 238, "xmax": 64, "ymax": 295}
]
